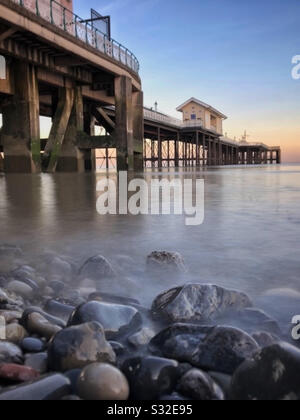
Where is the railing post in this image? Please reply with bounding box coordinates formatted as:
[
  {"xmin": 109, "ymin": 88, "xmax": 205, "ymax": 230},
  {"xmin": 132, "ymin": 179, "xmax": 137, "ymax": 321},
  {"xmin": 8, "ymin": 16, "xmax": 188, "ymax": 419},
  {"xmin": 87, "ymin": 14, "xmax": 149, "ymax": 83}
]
[
  {"xmin": 75, "ymin": 16, "xmax": 78, "ymax": 38},
  {"xmin": 104, "ymin": 35, "xmax": 107, "ymax": 54},
  {"xmin": 94, "ymin": 29, "xmax": 98, "ymax": 49},
  {"xmin": 119, "ymin": 44, "xmax": 121, "ymax": 62},
  {"xmin": 50, "ymin": 0, "xmax": 54, "ymax": 24},
  {"xmin": 36, "ymin": 0, "xmax": 39, "ymax": 16},
  {"xmin": 20, "ymin": 0, "xmax": 23, "ymax": 6},
  {"xmin": 63, "ymin": 8, "xmax": 67, "ymax": 31},
  {"xmin": 85, "ymin": 23, "xmax": 88, "ymax": 44}
]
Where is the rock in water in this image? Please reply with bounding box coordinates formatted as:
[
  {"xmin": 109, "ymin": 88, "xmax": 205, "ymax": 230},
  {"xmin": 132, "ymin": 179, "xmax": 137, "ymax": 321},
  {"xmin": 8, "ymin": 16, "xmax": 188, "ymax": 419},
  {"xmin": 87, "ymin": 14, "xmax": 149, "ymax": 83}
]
[
  {"xmin": 177, "ymin": 369, "xmax": 225, "ymax": 400},
  {"xmin": 151, "ymin": 284, "xmax": 252, "ymax": 323},
  {"xmin": 122, "ymin": 356, "xmax": 179, "ymax": 400},
  {"xmin": 0, "ymin": 364, "xmax": 40, "ymax": 382},
  {"xmin": 0, "ymin": 342, "xmax": 23, "ymax": 364},
  {"xmin": 149, "ymin": 324, "xmax": 259, "ymax": 375},
  {"xmin": 77, "ymin": 363, "xmax": 130, "ymax": 401},
  {"xmin": 79, "ymin": 255, "xmax": 115, "ymax": 280},
  {"xmin": 48, "ymin": 321, "xmax": 116, "ymax": 372},
  {"xmin": 230, "ymin": 342, "xmax": 300, "ymax": 400},
  {"xmin": 68, "ymin": 301, "xmax": 142, "ymax": 340},
  {"xmin": 147, "ymin": 251, "xmax": 187, "ymax": 273},
  {"xmin": 0, "ymin": 374, "xmax": 71, "ymax": 401}
]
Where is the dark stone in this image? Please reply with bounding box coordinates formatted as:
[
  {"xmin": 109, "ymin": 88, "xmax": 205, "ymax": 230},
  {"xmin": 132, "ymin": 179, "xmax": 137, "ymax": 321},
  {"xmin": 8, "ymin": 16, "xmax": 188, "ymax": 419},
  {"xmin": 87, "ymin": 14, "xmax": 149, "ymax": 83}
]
[
  {"xmin": 44, "ymin": 300, "xmax": 75, "ymax": 321},
  {"xmin": 177, "ymin": 369, "xmax": 225, "ymax": 400},
  {"xmin": 61, "ymin": 395, "xmax": 81, "ymax": 401},
  {"xmin": 209, "ymin": 371, "xmax": 232, "ymax": 398},
  {"xmin": 0, "ymin": 374, "xmax": 71, "ymax": 401},
  {"xmin": 0, "ymin": 342, "xmax": 23, "ymax": 364},
  {"xmin": 150, "ymin": 324, "xmax": 259, "ymax": 374},
  {"xmin": 79, "ymin": 255, "xmax": 115, "ymax": 280},
  {"xmin": 147, "ymin": 251, "xmax": 187, "ymax": 273},
  {"xmin": 151, "ymin": 284, "xmax": 252, "ymax": 323},
  {"xmin": 230, "ymin": 342, "xmax": 300, "ymax": 400},
  {"xmin": 21, "ymin": 338, "xmax": 45, "ymax": 353},
  {"xmin": 21, "ymin": 307, "xmax": 66, "ymax": 329},
  {"xmin": 48, "ymin": 321, "xmax": 116, "ymax": 372},
  {"xmin": 64, "ymin": 369, "xmax": 82, "ymax": 395},
  {"xmin": 122, "ymin": 356, "xmax": 179, "ymax": 400},
  {"xmin": 109, "ymin": 341, "xmax": 126, "ymax": 357},
  {"xmin": 68, "ymin": 301, "xmax": 142, "ymax": 340}
]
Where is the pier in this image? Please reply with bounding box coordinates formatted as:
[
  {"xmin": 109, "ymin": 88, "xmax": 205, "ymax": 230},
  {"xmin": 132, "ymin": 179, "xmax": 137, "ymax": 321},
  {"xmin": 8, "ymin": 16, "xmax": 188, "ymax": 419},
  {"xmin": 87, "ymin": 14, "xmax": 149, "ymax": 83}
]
[{"xmin": 0, "ymin": 0, "xmax": 281, "ymax": 173}]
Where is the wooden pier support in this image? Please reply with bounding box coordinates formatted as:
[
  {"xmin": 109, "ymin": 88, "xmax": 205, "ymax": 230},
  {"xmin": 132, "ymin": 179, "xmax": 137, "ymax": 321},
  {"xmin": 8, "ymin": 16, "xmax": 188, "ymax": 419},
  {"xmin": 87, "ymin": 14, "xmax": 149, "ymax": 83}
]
[
  {"xmin": 132, "ymin": 90, "xmax": 144, "ymax": 171},
  {"xmin": 115, "ymin": 76, "xmax": 134, "ymax": 171},
  {"xmin": 1, "ymin": 61, "xmax": 41, "ymax": 173}
]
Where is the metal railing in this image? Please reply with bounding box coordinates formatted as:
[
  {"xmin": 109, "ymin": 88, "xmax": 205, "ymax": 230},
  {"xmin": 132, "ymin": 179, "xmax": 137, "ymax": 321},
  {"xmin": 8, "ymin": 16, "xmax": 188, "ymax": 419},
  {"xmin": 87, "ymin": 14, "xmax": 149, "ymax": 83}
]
[
  {"xmin": 144, "ymin": 107, "xmax": 182, "ymax": 127},
  {"xmin": 11, "ymin": 0, "xmax": 140, "ymax": 74}
]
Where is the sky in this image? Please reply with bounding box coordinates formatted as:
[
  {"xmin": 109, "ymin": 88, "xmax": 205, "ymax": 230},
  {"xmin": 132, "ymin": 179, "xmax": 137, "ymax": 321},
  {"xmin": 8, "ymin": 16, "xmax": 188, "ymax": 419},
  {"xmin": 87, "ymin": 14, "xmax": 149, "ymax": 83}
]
[{"xmin": 72, "ymin": 0, "xmax": 300, "ymax": 162}]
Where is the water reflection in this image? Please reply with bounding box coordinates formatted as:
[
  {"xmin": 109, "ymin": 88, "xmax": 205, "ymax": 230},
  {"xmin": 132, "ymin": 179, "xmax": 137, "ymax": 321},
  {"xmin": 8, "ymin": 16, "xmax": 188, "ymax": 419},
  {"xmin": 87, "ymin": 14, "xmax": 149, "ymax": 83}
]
[{"xmin": 0, "ymin": 165, "xmax": 300, "ymax": 304}]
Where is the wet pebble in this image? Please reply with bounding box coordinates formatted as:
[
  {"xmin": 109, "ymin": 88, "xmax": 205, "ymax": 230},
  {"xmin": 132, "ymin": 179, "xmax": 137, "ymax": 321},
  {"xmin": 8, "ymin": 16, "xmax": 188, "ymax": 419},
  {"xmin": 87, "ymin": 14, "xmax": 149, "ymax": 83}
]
[
  {"xmin": 150, "ymin": 324, "xmax": 259, "ymax": 374},
  {"xmin": 0, "ymin": 310, "xmax": 22, "ymax": 324},
  {"xmin": 6, "ymin": 281, "xmax": 33, "ymax": 299},
  {"xmin": 147, "ymin": 251, "xmax": 187, "ymax": 273},
  {"xmin": 44, "ymin": 300, "xmax": 75, "ymax": 321},
  {"xmin": 79, "ymin": 255, "xmax": 115, "ymax": 280},
  {"xmin": 122, "ymin": 356, "xmax": 179, "ymax": 400},
  {"xmin": 177, "ymin": 369, "xmax": 225, "ymax": 400},
  {"xmin": 77, "ymin": 363, "xmax": 130, "ymax": 401},
  {"xmin": 0, "ymin": 374, "xmax": 71, "ymax": 401},
  {"xmin": 128, "ymin": 327, "xmax": 155, "ymax": 348},
  {"xmin": 0, "ymin": 363, "xmax": 40, "ymax": 382},
  {"xmin": 48, "ymin": 321, "xmax": 116, "ymax": 372},
  {"xmin": 0, "ymin": 342, "xmax": 23, "ymax": 364},
  {"xmin": 230, "ymin": 342, "xmax": 300, "ymax": 400},
  {"xmin": 68, "ymin": 301, "xmax": 142, "ymax": 340},
  {"xmin": 25, "ymin": 312, "xmax": 62, "ymax": 340},
  {"xmin": 21, "ymin": 337, "xmax": 45, "ymax": 353},
  {"xmin": 151, "ymin": 284, "xmax": 252, "ymax": 323},
  {"xmin": 5, "ymin": 324, "xmax": 28, "ymax": 344}
]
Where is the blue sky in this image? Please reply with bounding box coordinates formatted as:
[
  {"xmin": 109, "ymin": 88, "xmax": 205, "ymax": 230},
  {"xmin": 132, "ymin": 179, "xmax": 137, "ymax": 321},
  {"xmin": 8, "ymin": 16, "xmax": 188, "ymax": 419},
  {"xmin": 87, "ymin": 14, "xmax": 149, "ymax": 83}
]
[{"xmin": 74, "ymin": 0, "xmax": 300, "ymax": 160}]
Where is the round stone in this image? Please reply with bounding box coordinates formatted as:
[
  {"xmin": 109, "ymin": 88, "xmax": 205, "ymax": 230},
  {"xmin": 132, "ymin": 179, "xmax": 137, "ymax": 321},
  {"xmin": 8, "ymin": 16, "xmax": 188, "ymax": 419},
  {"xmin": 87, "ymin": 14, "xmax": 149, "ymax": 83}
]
[
  {"xmin": 21, "ymin": 337, "xmax": 45, "ymax": 353},
  {"xmin": 77, "ymin": 363, "xmax": 130, "ymax": 401},
  {"xmin": 0, "ymin": 342, "xmax": 23, "ymax": 364},
  {"xmin": 47, "ymin": 322, "xmax": 116, "ymax": 372},
  {"xmin": 177, "ymin": 369, "xmax": 225, "ymax": 400}
]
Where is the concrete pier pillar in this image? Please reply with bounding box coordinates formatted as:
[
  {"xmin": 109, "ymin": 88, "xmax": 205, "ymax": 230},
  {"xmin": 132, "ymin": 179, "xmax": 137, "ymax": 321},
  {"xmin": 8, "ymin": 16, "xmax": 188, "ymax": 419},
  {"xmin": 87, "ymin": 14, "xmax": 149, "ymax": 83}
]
[
  {"xmin": 56, "ymin": 86, "xmax": 85, "ymax": 172},
  {"xmin": 132, "ymin": 90, "xmax": 144, "ymax": 171},
  {"xmin": 2, "ymin": 61, "xmax": 40, "ymax": 173},
  {"xmin": 115, "ymin": 76, "xmax": 134, "ymax": 171}
]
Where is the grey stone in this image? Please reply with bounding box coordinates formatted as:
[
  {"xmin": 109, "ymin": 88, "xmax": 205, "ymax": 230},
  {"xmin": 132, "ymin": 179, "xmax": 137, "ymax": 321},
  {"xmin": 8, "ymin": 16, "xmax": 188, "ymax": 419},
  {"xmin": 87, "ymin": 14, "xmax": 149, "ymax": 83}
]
[
  {"xmin": 177, "ymin": 368, "xmax": 225, "ymax": 400},
  {"xmin": 68, "ymin": 301, "xmax": 142, "ymax": 340},
  {"xmin": 47, "ymin": 321, "xmax": 116, "ymax": 372},
  {"xmin": 151, "ymin": 284, "xmax": 252, "ymax": 323},
  {"xmin": 79, "ymin": 255, "xmax": 115, "ymax": 280},
  {"xmin": 77, "ymin": 363, "xmax": 130, "ymax": 401},
  {"xmin": 6, "ymin": 281, "xmax": 33, "ymax": 299},
  {"xmin": 128, "ymin": 328, "xmax": 155, "ymax": 348},
  {"xmin": 150, "ymin": 324, "xmax": 259, "ymax": 375},
  {"xmin": 0, "ymin": 374, "xmax": 71, "ymax": 401},
  {"xmin": 147, "ymin": 251, "xmax": 187, "ymax": 273},
  {"xmin": 0, "ymin": 342, "xmax": 23, "ymax": 364}
]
